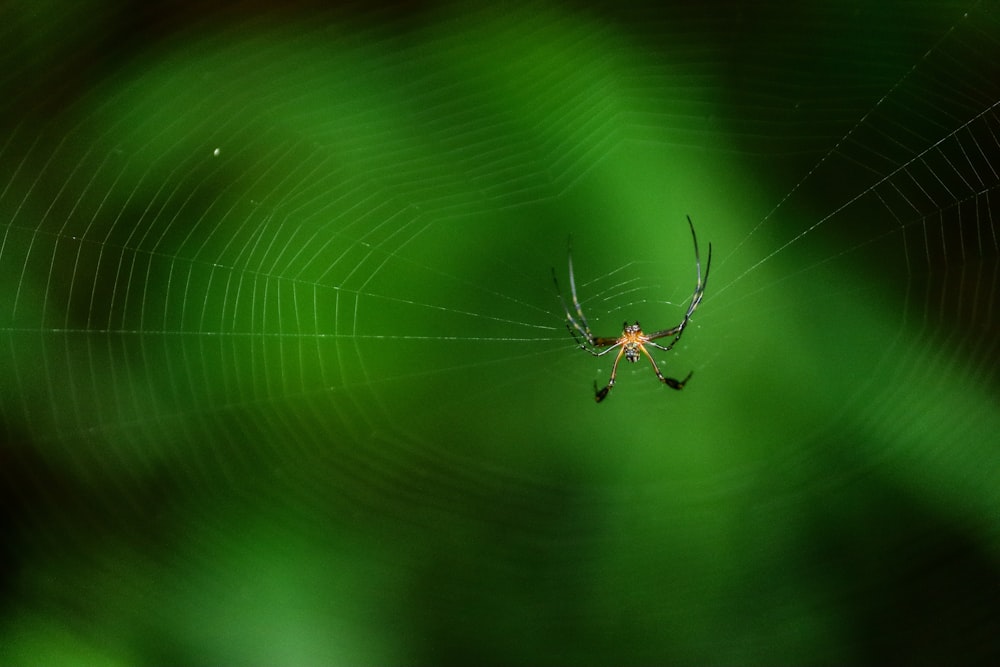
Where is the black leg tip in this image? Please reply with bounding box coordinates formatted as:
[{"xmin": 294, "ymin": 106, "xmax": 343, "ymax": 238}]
[
  {"xmin": 664, "ymin": 370, "xmax": 694, "ymax": 390},
  {"xmin": 594, "ymin": 382, "xmax": 610, "ymax": 402}
]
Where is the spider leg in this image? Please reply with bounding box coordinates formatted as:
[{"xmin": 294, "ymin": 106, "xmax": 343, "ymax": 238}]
[
  {"xmin": 559, "ymin": 314, "xmax": 618, "ymax": 356},
  {"xmin": 640, "ymin": 345, "xmax": 693, "ymax": 390},
  {"xmin": 565, "ymin": 238, "xmax": 594, "ymax": 336},
  {"xmin": 553, "ymin": 236, "xmax": 605, "ymax": 344},
  {"xmin": 647, "ymin": 215, "xmax": 712, "ymax": 351},
  {"xmin": 553, "ymin": 244, "xmax": 618, "ymax": 355},
  {"xmin": 594, "ymin": 346, "xmax": 627, "ymax": 402},
  {"xmin": 645, "ymin": 336, "xmax": 679, "ymax": 353},
  {"xmin": 572, "ymin": 329, "xmax": 619, "ymax": 357},
  {"xmin": 552, "ymin": 267, "xmax": 592, "ymax": 346}
]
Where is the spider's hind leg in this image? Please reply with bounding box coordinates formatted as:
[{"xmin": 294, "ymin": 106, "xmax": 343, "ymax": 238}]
[
  {"xmin": 594, "ymin": 380, "xmax": 613, "ymax": 403},
  {"xmin": 661, "ymin": 370, "xmax": 693, "ymax": 390}
]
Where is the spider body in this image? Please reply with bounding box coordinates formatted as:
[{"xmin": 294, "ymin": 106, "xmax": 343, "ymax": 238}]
[{"xmin": 552, "ymin": 216, "xmax": 711, "ymax": 403}]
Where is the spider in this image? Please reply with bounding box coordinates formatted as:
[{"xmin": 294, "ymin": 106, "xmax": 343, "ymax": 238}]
[{"xmin": 552, "ymin": 215, "xmax": 712, "ymax": 403}]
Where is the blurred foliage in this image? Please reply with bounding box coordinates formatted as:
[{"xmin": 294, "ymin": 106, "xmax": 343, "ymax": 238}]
[{"xmin": 1, "ymin": 1, "xmax": 998, "ymax": 664}]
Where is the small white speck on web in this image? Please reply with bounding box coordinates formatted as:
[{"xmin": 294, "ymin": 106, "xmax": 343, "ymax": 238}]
[{"xmin": 212, "ymin": 147, "xmax": 220, "ymax": 157}]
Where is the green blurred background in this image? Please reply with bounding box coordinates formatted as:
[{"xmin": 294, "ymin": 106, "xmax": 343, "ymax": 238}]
[{"xmin": 1, "ymin": 1, "xmax": 998, "ymax": 664}]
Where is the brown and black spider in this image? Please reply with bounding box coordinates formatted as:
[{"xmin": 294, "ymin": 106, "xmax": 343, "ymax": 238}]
[{"xmin": 552, "ymin": 216, "xmax": 712, "ymax": 402}]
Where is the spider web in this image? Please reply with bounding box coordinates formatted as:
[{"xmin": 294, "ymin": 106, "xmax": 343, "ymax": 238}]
[{"xmin": 1, "ymin": 1, "xmax": 998, "ymax": 663}]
